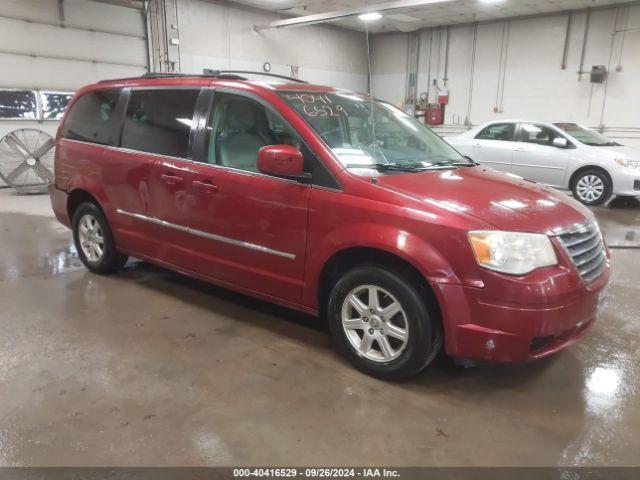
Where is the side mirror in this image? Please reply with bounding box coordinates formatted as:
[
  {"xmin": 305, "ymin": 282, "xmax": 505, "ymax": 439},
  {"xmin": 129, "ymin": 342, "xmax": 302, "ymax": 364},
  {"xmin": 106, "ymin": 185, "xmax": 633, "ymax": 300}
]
[
  {"xmin": 552, "ymin": 137, "xmax": 568, "ymax": 148},
  {"xmin": 257, "ymin": 145, "xmax": 308, "ymax": 180}
]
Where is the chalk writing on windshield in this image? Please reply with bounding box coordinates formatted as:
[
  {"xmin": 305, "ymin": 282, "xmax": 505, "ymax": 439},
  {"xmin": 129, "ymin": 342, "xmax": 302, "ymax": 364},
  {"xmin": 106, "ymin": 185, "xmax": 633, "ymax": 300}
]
[{"xmin": 284, "ymin": 93, "xmax": 348, "ymax": 118}]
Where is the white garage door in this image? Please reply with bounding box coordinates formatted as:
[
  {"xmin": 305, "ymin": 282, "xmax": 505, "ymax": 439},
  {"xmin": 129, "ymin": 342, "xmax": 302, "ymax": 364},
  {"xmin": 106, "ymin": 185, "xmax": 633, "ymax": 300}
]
[{"xmin": 0, "ymin": 0, "xmax": 147, "ymax": 187}]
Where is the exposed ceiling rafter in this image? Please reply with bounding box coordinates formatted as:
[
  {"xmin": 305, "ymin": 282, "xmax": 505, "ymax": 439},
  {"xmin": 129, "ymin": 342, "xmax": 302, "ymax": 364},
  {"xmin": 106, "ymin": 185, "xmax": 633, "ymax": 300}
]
[
  {"xmin": 86, "ymin": 0, "xmax": 145, "ymax": 10},
  {"xmin": 253, "ymin": 0, "xmax": 456, "ymax": 31}
]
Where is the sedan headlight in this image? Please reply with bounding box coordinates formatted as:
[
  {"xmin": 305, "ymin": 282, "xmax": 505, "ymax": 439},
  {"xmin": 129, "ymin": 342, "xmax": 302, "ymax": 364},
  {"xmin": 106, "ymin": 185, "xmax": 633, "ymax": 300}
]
[
  {"xmin": 614, "ymin": 158, "xmax": 640, "ymax": 169},
  {"xmin": 468, "ymin": 231, "xmax": 557, "ymax": 275}
]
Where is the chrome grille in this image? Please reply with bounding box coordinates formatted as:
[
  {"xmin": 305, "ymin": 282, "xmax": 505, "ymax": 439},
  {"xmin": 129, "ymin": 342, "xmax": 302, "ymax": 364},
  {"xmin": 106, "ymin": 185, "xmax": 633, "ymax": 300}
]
[{"xmin": 557, "ymin": 223, "xmax": 607, "ymax": 283}]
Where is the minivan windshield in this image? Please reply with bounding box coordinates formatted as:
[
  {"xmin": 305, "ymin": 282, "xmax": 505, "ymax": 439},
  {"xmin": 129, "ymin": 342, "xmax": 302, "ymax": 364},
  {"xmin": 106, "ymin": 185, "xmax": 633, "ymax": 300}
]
[
  {"xmin": 554, "ymin": 123, "xmax": 620, "ymax": 147},
  {"xmin": 279, "ymin": 91, "xmax": 471, "ymax": 173}
]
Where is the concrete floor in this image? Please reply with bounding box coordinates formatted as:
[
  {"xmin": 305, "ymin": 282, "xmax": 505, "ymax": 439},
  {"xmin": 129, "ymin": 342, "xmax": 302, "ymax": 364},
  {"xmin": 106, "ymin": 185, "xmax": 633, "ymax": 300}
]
[{"xmin": 0, "ymin": 188, "xmax": 638, "ymax": 467}]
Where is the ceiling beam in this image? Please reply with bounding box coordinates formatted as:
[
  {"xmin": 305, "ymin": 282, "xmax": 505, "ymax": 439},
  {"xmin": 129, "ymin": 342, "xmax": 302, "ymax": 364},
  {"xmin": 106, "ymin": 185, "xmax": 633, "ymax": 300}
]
[
  {"xmin": 254, "ymin": 0, "xmax": 456, "ymax": 31},
  {"xmin": 86, "ymin": 0, "xmax": 145, "ymax": 10}
]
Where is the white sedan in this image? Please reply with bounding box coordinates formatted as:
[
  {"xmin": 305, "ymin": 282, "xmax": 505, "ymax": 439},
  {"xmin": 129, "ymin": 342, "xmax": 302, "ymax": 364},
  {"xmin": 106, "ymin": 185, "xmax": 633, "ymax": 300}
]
[{"xmin": 444, "ymin": 120, "xmax": 640, "ymax": 205}]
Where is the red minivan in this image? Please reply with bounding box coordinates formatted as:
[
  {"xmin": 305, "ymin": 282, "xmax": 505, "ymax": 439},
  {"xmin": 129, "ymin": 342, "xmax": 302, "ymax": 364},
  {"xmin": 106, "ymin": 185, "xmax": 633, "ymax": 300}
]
[{"xmin": 49, "ymin": 72, "xmax": 610, "ymax": 379}]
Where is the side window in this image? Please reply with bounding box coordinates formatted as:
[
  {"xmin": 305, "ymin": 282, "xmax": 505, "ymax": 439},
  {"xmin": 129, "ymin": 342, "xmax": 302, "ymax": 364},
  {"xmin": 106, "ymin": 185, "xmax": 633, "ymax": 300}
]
[
  {"xmin": 204, "ymin": 93, "xmax": 301, "ymax": 172},
  {"xmin": 121, "ymin": 89, "xmax": 199, "ymax": 158},
  {"xmin": 475, "ymin": 123, "xmax": 515, "ymax": 142},
  {"xmin": 61, "ymin": 89, "xmax": 121, "ymax": 145},
  {"xmin": 517, "ymin": 123, "xmax": 564, "ymax": 147}
]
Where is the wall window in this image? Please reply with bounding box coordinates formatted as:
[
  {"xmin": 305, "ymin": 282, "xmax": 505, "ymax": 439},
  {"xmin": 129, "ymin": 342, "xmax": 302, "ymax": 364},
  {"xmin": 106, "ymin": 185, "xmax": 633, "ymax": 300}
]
[
  {"xmin": 517, "ymin": 123, "xmax": 565, "ymax": 147},
  {"xmin": 121, "ymin": 89, "xmax": 199, "ymax": 158},
  {"xmin": 41, "ymin": 92, "xmax": 74, "ymax": 120},
  {"xmin": 475, "ymin": 123, "xmax": 515, "ymax": 141},
  {"xmin": 0, "ymin": 90, "xmax": 38, "ymax": 119},
  {"xmin": 61, "ymin": 89, "xmax": 121, "ymax": 145}
]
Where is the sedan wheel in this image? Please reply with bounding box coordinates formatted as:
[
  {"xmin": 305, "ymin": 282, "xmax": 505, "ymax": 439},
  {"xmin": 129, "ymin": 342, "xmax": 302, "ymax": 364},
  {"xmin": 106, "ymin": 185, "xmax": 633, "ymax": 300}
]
[
  {"xmin": 571, "ymin": 169, "xmax": 612, "ymax": 206},
  {"xmin": 576, "ymin": 175, "xmax": 604, "ymax": 203}
]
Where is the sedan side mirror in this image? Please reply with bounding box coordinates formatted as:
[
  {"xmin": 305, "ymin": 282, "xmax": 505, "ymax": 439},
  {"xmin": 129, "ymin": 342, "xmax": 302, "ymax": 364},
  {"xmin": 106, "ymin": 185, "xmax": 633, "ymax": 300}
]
[
  {"xmin": 257, "ymin": 145, "xmax": 309, "ymax": 180},
  {"xmin": 552, "ymin": 137, "xmax": 569, "ymax": 148}
]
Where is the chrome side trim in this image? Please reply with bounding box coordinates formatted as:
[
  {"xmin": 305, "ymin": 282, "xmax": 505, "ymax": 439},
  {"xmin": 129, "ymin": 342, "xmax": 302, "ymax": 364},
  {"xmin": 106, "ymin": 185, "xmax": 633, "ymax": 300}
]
[
  {"xmin": 510, "ymin": 162, "xmax": 565, "ymax": 170},
  {"xmin": 116, "ymin": 209, "xmax": 296, "ymax": 260}
]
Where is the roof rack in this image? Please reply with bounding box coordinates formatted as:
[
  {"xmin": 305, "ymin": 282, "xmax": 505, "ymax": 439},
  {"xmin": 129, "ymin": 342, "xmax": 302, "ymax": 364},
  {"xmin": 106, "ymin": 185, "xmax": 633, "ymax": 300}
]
[
  {"xmin": 99, "ymin": 70, "xmax": 307, "ymax": 84},
  {"xmin": 141, "ymin": 72, "xmax": 247, "ymax": 80},
  {"xmin": 98, "ymin": 72, "xmax": 247, "ymax": 83},
  {"xmin": 204, "ymin": 69, "xmax": 308, "ymax": 84}
]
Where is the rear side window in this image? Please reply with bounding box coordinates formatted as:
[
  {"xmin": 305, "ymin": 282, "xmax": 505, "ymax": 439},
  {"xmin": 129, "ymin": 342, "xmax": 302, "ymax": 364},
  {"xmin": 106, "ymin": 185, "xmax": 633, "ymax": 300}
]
[
  {"xmin": 62, "ymin": 89, "xmax": 121, "ymax": 145},
  {"xmin": 121, "ymin": 89, "xmax": 199, "ymax": 158},
  {"xmin": 517, "ymin": 123, "xmax": 565, "ymax": 146},
  {"xmin": 475, "ymin": 123, "xmax": 515, "ymax": 141}
]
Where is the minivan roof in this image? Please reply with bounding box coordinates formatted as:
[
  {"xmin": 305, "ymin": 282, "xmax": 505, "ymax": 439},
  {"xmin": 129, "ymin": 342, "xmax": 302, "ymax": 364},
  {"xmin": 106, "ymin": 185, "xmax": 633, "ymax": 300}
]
[{"xmin": 93, "ymin": 71, "xmax": 341, "ymax": 95}]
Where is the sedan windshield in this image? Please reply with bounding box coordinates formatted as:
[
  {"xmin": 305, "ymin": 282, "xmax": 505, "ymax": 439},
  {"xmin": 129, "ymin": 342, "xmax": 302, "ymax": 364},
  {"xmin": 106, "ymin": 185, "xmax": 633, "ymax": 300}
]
[
  {"xmin": 554, "ymin": 123, "xmax": 619, "ymax": 147},
  {"xmin": 279, "ymin": 91, "xmax": 470, "ymax": 173}
]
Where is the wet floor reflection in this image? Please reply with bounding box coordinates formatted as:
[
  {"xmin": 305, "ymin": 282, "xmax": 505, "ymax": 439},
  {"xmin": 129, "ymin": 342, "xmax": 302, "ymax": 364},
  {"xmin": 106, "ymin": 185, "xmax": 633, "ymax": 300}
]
[
  {"xmin": 0, "ymin": 195, "xmax": 639, "ymax": 466},
  {"xmin": 597, "ymin": 196, "xmax": 640, "ymax": 248}
]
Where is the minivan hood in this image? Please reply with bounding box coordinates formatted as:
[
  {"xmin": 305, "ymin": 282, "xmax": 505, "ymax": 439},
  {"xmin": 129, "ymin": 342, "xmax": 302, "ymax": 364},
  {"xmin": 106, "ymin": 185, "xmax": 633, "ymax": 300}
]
[
  {"xmin": 376, "ymin": 166, "xmax": 593, "ymax": 234},
  {"xmin": 591, "ymin": 144, "xmax": 640, "ymax": 160}
]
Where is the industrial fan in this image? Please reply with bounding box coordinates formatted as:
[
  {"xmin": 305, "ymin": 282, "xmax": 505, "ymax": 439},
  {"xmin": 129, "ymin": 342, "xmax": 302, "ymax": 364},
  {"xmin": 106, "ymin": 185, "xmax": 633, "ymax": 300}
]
[{"xmin": 0, "ymin": 128, "xmax": 55, "ymax": 194}]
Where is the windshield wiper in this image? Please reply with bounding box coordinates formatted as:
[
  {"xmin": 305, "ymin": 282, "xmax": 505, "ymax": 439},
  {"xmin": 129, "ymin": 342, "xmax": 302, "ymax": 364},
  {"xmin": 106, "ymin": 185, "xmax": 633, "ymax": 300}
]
[
  {"xmin": 346, "ymin": 162, "xmax": 425, "ymax": 172},
  {"xmin": 585, "ymin": 141, "xmax": 619, "ymax": 147},
  {"xmin": 346, "ymin": 160, "xmax": 470, "ymax": 172}
]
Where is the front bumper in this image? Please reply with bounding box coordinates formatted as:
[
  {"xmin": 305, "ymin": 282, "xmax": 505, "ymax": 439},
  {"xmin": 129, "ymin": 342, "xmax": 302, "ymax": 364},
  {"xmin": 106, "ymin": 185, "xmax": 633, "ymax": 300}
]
[
  {"xmin": 611, "ymin": 166, "xmax": 640, "ymax": 196},
  {"xmin": 432, "ymin": 259, "xmax": 610, "ymax": 362}
]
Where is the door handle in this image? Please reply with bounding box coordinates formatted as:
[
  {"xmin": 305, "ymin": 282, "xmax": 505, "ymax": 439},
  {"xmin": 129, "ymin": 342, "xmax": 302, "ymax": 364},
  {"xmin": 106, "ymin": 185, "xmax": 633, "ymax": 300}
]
[
  {"xmin": 192, "ymin": 180, "xmax": 219, "ymax": 193},
  {"xmin": 160, "ymin": 174, "xmax": 184, "ymax": 185},
  {"xmin": 472, "ymin": 143, "xmax": 481, "ymax": 148},
  {"xmin": 514, "ymin": 147, "xmax": 526, "ymax": 152}
]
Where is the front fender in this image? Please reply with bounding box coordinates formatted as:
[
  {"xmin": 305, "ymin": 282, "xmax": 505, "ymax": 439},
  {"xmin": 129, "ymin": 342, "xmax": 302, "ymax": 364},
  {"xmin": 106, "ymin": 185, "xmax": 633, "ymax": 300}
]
[{"xmin": 303, "ymin": 222, "xmax": 460, "ymax": 309}]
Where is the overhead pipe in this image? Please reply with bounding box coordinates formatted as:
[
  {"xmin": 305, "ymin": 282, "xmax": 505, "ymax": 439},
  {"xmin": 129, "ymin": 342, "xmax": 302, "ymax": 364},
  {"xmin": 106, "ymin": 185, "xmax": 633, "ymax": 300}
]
[
  {"xmin": 577, "ymin": 8, "xmax": 591, "ymax": 80},
  {"xmin": 599, "ymin": 7, "xmax": 621, "ymax": 128},
  {"xmin": 465, "ymin": 23, "xmax": 477, "ymax": 126},
  {"xmin": 443, "ymin": 25, "xmax": 450, "ymax": 85},
  {"xmin": 426, "ymin": 29, "xmax": 433, "ymax": 103},
  {"xmin": 142, "ymin": 0, "xmax": 152, "ymax": 71},
  {"xmin": 616, "ymin": 5, "xmax": 631, "ymax": 70},
  {"xmin": 561, "ymin": 11, "xmax": 572, "ymax": 69}
]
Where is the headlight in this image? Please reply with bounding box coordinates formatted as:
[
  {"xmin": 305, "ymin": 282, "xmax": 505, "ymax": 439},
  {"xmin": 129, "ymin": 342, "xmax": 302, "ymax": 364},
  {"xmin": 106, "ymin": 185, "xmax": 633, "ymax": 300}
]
[
  {"xmin": 468, "ymin": 231, "xmax": 557, "ymax": 275},
  {"xmin": 614, "ymin": 158, "xmax": 640, "ymax": 169}
]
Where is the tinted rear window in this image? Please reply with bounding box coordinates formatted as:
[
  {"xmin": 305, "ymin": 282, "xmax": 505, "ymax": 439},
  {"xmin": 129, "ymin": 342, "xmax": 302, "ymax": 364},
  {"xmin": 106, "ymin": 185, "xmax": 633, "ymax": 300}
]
[
  {"xmin": 61, "ymin": 89, "xmax": 121, "ymax": 145},
  {"xmin": 121, "ymin": 89, "xmax": 199, "ymax": 158},
  {"xmin": 475, "ymin": 123, "xmax": 515, "ymax": 141}
]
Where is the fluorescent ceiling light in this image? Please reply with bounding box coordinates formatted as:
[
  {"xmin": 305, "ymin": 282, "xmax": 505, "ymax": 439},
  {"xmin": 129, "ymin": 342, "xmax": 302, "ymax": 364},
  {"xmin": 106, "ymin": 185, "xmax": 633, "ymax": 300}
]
[{"xmin": 358, "ymin": 12, "xmax": 383, "ymax": 21}]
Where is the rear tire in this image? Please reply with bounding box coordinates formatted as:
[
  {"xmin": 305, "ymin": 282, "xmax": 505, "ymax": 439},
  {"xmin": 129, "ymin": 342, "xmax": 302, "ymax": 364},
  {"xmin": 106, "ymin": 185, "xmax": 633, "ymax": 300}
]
[
  {"xmin": 327, "ymin": 265, "xmax": 440, "ymax": 381},
  {"xmin": 571, "ymin": 169, "xmax": 612, "ymax": 206},
  {"xmin": 72, "ymin": 202, "xmax": 128, "ymax": 274}
]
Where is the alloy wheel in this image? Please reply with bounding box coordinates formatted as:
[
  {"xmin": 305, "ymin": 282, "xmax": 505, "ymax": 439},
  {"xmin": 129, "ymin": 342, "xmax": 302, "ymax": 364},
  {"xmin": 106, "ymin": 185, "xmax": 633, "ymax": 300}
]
[
  {"xmin": 78, "ymin": 214, "xmax": 105, "ymax": 262},
  {"xmin": 341, "ymin": 285, "xmax": 409, "ymax": 362}
]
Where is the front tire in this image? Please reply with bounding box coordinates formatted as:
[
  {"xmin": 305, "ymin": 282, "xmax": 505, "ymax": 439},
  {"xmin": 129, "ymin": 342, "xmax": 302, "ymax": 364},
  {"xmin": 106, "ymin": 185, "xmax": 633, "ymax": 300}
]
[
  {"xmin": 327, "ymin": 265, "xmax": 440, "ymax": 380},
  {"xmin": 572, "ymin": 169, "xmax": 612, "ymax": 206},
  {"xmin": 72, "ymin": 202, "xmax": 128, "ymax": 274}
]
